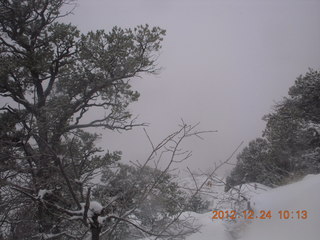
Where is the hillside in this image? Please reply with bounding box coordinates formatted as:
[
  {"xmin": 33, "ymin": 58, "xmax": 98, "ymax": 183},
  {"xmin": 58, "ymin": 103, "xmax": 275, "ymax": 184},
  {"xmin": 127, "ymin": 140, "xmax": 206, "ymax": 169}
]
[{"xmin": 184, "ymin": 174, "xmax": 320, "ymax": 240}]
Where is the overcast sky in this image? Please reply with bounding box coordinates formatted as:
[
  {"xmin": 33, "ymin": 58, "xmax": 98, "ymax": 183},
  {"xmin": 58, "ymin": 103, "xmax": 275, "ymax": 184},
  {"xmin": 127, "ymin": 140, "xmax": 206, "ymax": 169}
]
[{"xmin": 65, "ymin": 0, "xmax": 320, "ymax": 175}]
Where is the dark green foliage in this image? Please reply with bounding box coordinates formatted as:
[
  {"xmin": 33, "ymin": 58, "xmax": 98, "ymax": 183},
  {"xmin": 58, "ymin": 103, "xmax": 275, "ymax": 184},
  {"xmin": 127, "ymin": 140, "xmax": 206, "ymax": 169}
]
[
  {"xmin": 288, "ymin": 70, "xmax": 320, "ymax": 124},
  {"xmin": 227, "ymin": 69, "xmax": 320, "ymax": 189},
  {"xmin": 92, "ymin": 164, "xmax": 187, "ymax": 239},
  {"xmin": 185, "ymin": 194, "xmax": 210, "ymax": 213},
  {"xmin": 0, "ymin": 0, "xmax": 166, "ymax": 239},
  {"xmin": 226, "ymin": 138, "xmax": 284, "ymax": 190}
]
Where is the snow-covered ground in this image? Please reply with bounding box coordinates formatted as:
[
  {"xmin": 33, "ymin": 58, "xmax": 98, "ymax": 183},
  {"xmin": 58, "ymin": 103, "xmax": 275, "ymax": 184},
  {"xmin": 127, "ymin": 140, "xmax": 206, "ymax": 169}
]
[
  {"xmin": 240, "ymin": 174, "xmax": 320, "ymax": 240},
  {"xmin": 184, "ymin": 174, "xmax": 320, "ymax": 240}
]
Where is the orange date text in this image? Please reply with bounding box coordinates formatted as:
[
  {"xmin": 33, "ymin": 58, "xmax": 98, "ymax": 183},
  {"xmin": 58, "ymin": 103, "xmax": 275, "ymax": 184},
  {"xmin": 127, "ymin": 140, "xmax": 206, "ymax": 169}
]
[{"xmin": 212, "ymin": 210, "xmax": 308, "ymax": 220}]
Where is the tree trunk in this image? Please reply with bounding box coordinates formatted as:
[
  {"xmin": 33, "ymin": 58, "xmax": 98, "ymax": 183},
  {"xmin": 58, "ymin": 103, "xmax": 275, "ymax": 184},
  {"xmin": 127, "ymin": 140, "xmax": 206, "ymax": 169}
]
[
  {"xmin": 91, "ymin": 226, "xmax": 101, "ymax": 240},
  {"xmin": 91, "ymin": 215, "xmax": 102, "ymax": 240}
]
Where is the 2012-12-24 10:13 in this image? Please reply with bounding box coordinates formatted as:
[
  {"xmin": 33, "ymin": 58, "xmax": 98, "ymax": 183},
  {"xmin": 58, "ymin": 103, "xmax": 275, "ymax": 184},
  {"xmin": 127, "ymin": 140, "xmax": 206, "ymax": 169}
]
[{"xmin": 212, "ymin": 210, "xmax": 308, "ymax": 220}]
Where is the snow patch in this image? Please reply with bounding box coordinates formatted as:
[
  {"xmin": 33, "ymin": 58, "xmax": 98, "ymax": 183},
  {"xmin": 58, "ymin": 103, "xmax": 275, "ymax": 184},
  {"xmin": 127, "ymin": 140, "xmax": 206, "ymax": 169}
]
[
  {"xmin": 37, "ymin": 189, "xmax": 53, "ymax": 200},
  {"xmin": 89, "ymin": 201, "xmax": 103, "ymax": 215}
]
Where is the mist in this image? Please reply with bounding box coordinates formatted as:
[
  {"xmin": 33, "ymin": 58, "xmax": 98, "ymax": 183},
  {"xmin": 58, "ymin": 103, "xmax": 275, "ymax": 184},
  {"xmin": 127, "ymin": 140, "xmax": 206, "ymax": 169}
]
[{"xmin": 65, "ymin": 0, "xmax": 320, "ymax": 175}]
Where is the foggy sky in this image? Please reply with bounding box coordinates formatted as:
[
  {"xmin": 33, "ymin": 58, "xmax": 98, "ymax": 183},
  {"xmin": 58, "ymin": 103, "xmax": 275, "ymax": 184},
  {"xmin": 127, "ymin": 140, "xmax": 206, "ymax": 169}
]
[{"xmin": 65, "ymin": 0, "xmax": 320, "ymax": 175}]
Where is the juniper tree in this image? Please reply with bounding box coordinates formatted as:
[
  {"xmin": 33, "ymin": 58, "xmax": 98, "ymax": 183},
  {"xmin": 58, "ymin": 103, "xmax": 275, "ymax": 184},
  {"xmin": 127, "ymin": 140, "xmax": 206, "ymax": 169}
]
[
  {"xmin": 0, "ymin": 0, "xmax": 167, "ymax": 239},
  {"xmin": 226, "ymin": 70, "xmax": 320, "ymax": 189}
]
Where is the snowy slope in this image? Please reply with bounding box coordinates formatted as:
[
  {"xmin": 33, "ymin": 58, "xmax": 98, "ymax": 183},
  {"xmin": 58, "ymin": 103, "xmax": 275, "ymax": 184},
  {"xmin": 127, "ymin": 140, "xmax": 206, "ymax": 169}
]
[
  {"xmin": 241, "ymin": 174, "xmax": 320, "ymax": 240},
  {"xmin": 185, "ymin": 174, "xmax": 320, "ymax": 240}
]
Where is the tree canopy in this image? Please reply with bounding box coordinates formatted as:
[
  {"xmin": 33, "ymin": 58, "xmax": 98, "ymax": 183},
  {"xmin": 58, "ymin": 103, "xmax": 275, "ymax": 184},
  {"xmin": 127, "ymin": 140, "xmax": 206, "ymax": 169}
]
[
  {"xmin": 0, "ymin": 1, "xmax": 195, "ymax": 239},
  {"xmin": 226, "ymin": 69, "xmax": 320, "ymax": 189}
]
